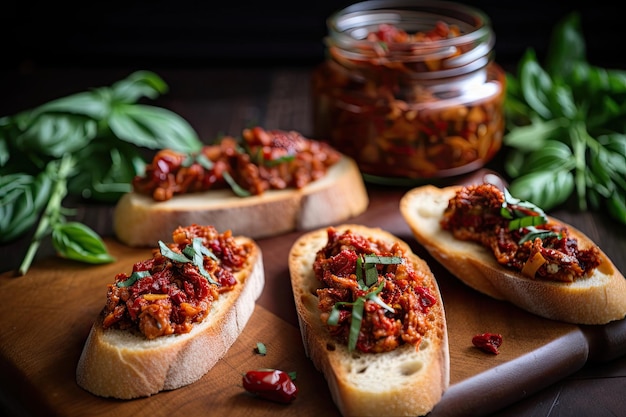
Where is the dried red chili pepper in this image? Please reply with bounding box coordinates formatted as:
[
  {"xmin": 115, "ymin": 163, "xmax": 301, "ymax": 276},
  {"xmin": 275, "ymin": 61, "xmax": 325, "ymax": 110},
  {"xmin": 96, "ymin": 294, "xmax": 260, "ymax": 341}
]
[
  {"xmin": 242, "ymin": 369, "xmax": 298, "ymax": 404},
  {"xmin": 472, "ymin": 333, "xmax": 503, "ymax": 355}
]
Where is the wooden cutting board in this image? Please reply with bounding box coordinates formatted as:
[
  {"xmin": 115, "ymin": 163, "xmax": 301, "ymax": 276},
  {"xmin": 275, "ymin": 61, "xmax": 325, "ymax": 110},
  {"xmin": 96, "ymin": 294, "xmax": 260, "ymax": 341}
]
[{"xmin": 1, "ymin": 230, "xmax": 624, "ymax": 417}]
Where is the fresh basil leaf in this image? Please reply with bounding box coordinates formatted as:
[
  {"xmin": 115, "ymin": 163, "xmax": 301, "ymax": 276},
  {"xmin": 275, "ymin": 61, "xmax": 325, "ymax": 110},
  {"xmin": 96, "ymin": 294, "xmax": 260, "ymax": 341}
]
[
  {"xmin": 0, "ymin": 172, "xmax": 53, "ymax": 243},
  {"xmin": 597, "ymin": 134, "xmax": 626, "ymax": 174},
  {"xmin": 522, "ymin": 141, "xmax": 575, "ymax": 174},
  {"xmin": 29, "ymin": 91, "xmax": 110, "ymax": 120},
  {"xmin": 519, "ymin": 49, "xmax": 554, "ymax": 120},
  {"xmin": 15, "ymin": 113, "xmax": 97, "ymax": 157},
  {"xmin": 545, "ymin": 12, "xmax": 584, "ymax": 77},
  {"xmin": 550, "ymin": 83, "xmax": 577, "ymax": 119},
  {"xmin": 503, "ymin": 118, "xmax": 565, "ymax": 152},
  {"xmin": 108, "ymin": 104, "xmax": 201, "ymax": 153},
  {"xmin": 110, "ymin": 70, "xmax": 168, "ymax": 103},
  {"xmin": 67, "ymin": 140, "xmax": 143, "ymax": 202},
  {"xmin": 51, "ymin": 222, "xmax": 115, "ymax": 264},
  {"xmin": 606, "ymin": 193, "xmax": 626, "ymax": 225},
  {"xmin": 508, "ymin": 170, "xmax": 574, "ymax": 211}
]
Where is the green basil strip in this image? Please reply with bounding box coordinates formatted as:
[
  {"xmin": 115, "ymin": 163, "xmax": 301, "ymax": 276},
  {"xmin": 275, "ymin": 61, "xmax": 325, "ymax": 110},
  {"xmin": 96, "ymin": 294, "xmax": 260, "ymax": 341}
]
[
  {"xmin": 181, "ymin": 154, "xmax": 195, "ymax": 168},
  {"xmin": 159, "ymin": 241, "xmax": 190, "ymax": 263},
  {"xmin": 191, "ymin": 238, "xmax": 219, "ymax": 285},
  {"xmin": 117, "ymin": 270, "xmax": 151, "ymax": 287},
  {"xmin": 363, "ymin": 255, "xmax": 402, "ymax": 265},
  {"xmin": 195, "ymin": 153, "xmax": 214, "ymax": 170},
  {"xmin": 364, "ymin": 264, "xmax": 379, "ymax": 287},
  {"xmin": 262, "ymin": 154, "xmax": 296, "ymax": 167},
  {"xmin": 518, "ymin": 227, "xmax": 560, "ymax": 244},
  {"xmin": 195, "ymin": 238, "xmax": 219, "ymax": 261},
  {"xmin": 367, "ymin": 291, "xmax": 394, "ymax": 313},
  {"xmin": 327, "ymin": 301, "xmax": 348, "ymax": 326},
  {"xmin": 508, "ymin": 215, "xmax": 548, "ymax": 231},
  {"xmin": 348, "ymin": 297, "xmax": 365, "ymax": 352},
  {"xmin": 222, "ymin": 171, "xmax": 251, "ymax": 197},
  {"xmin": 355, "ymin": 256, "xmax": 365, "ymax": 288},
  {"xmin": 255, "ymin": 342, "xmax": 267, "ymax": 355}
]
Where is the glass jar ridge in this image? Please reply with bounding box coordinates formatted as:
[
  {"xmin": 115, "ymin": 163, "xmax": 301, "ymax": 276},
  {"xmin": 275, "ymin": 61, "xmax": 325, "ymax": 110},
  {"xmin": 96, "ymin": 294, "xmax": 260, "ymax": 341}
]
[{"xmin": 312, "ymin": 0, "xmax": 506, "ymax": 183}]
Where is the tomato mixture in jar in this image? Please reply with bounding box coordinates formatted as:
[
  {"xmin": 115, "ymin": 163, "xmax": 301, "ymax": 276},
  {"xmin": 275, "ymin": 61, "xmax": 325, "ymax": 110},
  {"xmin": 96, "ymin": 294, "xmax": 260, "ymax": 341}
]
[{"xmin": 312, "ymin": 1, "xmax": 505, "ymax": 183}]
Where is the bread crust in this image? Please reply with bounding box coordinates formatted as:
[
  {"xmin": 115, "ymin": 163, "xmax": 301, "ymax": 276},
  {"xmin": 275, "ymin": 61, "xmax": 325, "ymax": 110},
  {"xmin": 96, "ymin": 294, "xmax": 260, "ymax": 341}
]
[
  {"xmin": 288, "ymin": 224, "xmax": 449, "ymax": 417},
  {"xmin": 75, "ymin": 237, "xmax": 264, "ymax": 399},
  {"xmin": 114, "ymin": 156, "xmax": 369, "ymax": 246},
  {"xmin": 400, "ymin": 184, "xmax": 626, "ymax": 325}
]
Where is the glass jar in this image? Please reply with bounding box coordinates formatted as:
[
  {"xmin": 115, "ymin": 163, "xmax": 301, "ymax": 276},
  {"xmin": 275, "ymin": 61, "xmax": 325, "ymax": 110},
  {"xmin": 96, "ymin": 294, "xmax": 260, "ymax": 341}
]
[{"xmin": 312, "ymin": 0, "xmax": 505, "ymax": 184}]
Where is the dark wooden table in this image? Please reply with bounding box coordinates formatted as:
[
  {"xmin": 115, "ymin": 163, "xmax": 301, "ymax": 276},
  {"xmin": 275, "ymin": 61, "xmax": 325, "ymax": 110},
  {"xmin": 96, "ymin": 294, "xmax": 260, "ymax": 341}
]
[{"xmin": 1, "ymin": 67, "xmax": 625, "ymax": 416}]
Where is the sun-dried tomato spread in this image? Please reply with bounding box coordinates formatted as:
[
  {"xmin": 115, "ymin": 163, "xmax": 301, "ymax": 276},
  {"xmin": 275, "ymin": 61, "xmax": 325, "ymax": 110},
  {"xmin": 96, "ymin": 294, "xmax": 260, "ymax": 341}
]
[
  {"xmin": 441, "ymin": 183, "xmax": 601, "ymax": 282},
  {"xmin": 102, "ymin": 224, "xmax": 252, "ymax": 339},
  {"xmin": 313, "ymin": 227, "xmax": 437, "ymax": 353},
  {"xmin": 133, "ymin": 126, "xmax": 342, "ymax": 201}
]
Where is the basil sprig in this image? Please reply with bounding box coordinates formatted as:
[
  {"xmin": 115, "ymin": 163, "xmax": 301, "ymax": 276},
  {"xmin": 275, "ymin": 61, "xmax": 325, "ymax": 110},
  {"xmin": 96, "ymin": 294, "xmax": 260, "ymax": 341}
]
[
  {"xmin": 326, "ymin": 254, "xmax": 400, "ymax": 351},
  {"xmin": 0, "ymin": 71, "xmax": 202, "ymax": 275},
  {"xmin": 503, "ymin": 12, "xmax": 626, "ymax": 225}
]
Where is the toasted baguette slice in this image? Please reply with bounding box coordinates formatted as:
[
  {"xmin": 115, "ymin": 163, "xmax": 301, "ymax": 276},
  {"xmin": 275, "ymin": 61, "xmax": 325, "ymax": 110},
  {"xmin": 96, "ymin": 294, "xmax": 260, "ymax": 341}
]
[
  {"xmin": 400, "ymin": 184, "xmax": 626, "ymax": 325},
  {"xmin": 75, "ymin": 236, "xmax": 264, "ymax": 399},
  {"xmin": 288, "ymin": 224, "xmax": 449, "ymax": 417},
  {"xmin": 114, "ymin": 156, "xmax": 368, "ymax": 247}
]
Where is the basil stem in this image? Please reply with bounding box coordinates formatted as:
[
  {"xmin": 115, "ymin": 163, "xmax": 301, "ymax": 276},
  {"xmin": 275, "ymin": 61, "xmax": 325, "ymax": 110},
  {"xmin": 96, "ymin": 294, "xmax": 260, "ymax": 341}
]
[{"xmin": 18, "ymin": 155, "xmax": 74, "ymax": 275}]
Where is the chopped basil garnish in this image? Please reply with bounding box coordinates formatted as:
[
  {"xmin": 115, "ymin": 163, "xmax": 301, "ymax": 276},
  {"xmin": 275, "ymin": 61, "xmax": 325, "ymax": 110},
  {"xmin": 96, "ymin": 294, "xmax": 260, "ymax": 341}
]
[
  {"xmin": 328, "ymin": 254, "xmax": 399, "ymax": 351},
  {"xmin": 159, "ymin": 238, "xmax": 219, "ymax": 285},
  {"xmin": 355, "ymin": 254, "xmax": 402, "ymax": 289},
  {"xmin": 508, "ymin": 215, "xmax": 548, "ymax": 230},
  {"xmin": 159, "ymin": 241, "xmax": 190, "ymax": 263},
  {"xmin": 255, "ymin": 342, "xmax": 267, "ymax": 356},
  {"xmin": 117, "ymin": 270, "xmax": 151, "ymax": 287},
  {"xmin": 500, "ymin": 188, "xmax": 561, "ymax": 244},
  {"xmin": 518, "ymin": 226, "xmax": 560, "ymax": 244}
]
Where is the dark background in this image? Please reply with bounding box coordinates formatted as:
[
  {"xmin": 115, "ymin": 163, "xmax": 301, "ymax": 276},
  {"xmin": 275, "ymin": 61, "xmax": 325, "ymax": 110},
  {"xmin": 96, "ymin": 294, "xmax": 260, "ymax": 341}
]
[{"xmin": 3, "ymin": 1, "xmax": 622, "ymax": 72}]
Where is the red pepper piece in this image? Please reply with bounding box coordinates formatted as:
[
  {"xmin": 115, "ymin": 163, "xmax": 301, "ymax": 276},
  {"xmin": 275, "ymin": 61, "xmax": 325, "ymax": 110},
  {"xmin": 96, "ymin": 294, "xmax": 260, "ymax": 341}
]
[
  {"xmin": 472, "ymin": 333, "xmax": 503, "ymax": 355},
  {"xmin": 242, "ymin": 369, "xmax": 298, "ymax": 404}
]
